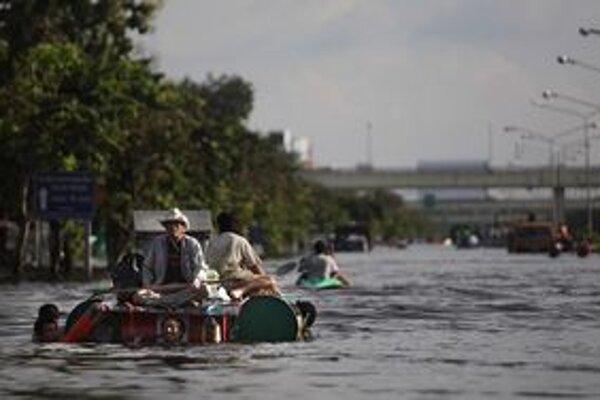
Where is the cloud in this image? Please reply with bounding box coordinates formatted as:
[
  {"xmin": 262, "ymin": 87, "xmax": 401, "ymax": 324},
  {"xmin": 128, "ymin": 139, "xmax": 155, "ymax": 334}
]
[{"xmin": 141, "ymin": 0, "xmax": 600, "ymax": 168}]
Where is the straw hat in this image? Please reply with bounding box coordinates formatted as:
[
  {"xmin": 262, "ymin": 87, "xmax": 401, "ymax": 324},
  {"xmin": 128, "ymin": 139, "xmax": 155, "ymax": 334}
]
[{"xmin": 160, "ymin": 208, "xmax": 189, "ymax": 229}]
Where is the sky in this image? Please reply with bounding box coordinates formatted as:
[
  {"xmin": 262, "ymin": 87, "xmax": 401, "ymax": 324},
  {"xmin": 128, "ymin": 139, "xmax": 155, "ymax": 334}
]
[{"xmin": 139, "ymin": 0, "xmax": 600, "ymax": 169}]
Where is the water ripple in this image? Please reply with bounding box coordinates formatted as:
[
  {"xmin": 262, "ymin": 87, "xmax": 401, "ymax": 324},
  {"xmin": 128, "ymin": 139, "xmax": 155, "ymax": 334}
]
[{"xmin": 1, "ymin": 246, "xmax": 600, "ymax": 399}]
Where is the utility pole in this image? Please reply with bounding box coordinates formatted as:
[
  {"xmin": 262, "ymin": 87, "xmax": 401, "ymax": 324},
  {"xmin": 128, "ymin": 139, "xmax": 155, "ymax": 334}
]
[{"xmin": 366, "ymin": 121, "xmax": 373, "ymax": 167}]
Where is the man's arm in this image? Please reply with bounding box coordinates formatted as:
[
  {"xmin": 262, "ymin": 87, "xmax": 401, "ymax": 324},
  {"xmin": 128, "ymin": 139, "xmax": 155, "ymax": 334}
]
[
  {"xmin": 189, "ymin": 237, "xmax": 209, "ymax": 287},
  {"xmin": 240, "ymin": 238, "xmax": 264, "ymax": 275},
  {"xmin": 297, "ymin": 256, "xmax": 308, "ymax": 273},
  {"xmin": 327, "ymin": 255, "xmax": 341, "ymax": 274}
]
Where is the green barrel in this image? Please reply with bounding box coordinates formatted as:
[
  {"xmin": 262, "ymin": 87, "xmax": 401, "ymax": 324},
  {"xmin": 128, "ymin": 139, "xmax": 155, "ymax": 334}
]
[{"xmin": 233, "ymin": 295, "xmax": 300, "ymax": 343}]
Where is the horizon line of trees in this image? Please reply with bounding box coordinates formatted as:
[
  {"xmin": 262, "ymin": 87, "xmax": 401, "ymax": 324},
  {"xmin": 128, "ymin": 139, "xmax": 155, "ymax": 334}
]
[{"xmin": 0, "ymin": 0, "xmax": 433, "ymax": 278}]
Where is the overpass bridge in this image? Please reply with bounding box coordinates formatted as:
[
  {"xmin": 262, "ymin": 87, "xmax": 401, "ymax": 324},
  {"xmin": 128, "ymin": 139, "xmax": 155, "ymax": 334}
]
[
  {"xmin": 300, "ymin": 166, "xmax": 600, "ymax": 234},
  {"xmin": 299, "ymin": 166, "xmax": 600, "ymax": 190},
  {"xmin": 405, "ymin": 198, "xmax": 590, "ymax": 226}
]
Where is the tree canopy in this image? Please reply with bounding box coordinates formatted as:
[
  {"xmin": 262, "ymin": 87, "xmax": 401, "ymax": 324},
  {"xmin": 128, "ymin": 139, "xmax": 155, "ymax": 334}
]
[{"xmin": 0, "ymin": 0, "xmax": 431, "ymax": 276}]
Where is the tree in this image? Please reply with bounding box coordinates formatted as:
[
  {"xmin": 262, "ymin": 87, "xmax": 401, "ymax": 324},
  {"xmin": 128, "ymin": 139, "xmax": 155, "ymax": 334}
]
[
  {"xmin": 0, "ymin": 0, "xmax": 163, "ymax": 275},
  {"xmin": 0, "ymin": 40, "xmax": 168, "ymax": 273},
  {"xmin": 0, "ymin": 0, "xmax": 162, "ymax": 81}
]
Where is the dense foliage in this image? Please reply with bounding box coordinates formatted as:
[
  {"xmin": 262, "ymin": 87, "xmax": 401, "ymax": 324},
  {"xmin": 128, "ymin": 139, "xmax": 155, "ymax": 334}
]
[{"xmin": 0, "ymin": 0, "xmax": 431, "ymax": 277}]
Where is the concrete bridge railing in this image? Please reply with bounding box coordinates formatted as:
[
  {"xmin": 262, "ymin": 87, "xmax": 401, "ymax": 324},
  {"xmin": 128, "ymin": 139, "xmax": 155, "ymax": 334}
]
[{"xmin": 299, "ymin": 166, "xmax": 600, "ymax": 190}]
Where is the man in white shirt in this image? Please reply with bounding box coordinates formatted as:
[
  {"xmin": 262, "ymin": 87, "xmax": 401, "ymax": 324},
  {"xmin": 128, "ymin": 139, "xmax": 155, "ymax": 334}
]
[{"xmin": 206, "ymin": 211, "xmax": 278, "ymax": 300}]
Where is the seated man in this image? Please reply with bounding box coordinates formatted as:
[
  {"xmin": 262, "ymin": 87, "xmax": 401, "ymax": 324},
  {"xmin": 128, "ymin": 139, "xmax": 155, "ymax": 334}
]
[
  {"xmin": 556, "ymin": 224, "xmax": 574, "ymax": 252},
  {"xmin": 206, "ymin": 211, "xmax": 278, "ymax": 300},
  {"xmin": 136, "ymin": 208, "xmax": 211, "ymax": 307},
  {"xmin": 298, "ymin": 240, "xmax": 351, "ymax": 286}
]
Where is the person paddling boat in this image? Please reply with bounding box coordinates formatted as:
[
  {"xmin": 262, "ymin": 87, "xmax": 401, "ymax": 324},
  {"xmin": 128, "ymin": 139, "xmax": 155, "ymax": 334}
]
[{"xmin": 296, "ymin": 240, "xmax": 351, "ymax": 288}]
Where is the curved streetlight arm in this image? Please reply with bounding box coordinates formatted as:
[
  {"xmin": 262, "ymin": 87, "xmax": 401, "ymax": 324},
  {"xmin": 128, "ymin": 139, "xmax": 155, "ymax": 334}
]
[
  {"xmin": 553, "ymin": 121, "xmax": 596, "ymax": 140},
  {"xmin": 541, "ymin": 90, "xmax": 600, "ymax": 114},
  {"xmin": 522, "ymin": 132, "xmax": 553, "ymax": 144},
  {"xmin": 531, "ymin": 98, "xmax": 595, "ymax": 119},
  {"xmin": 504, "ymin": 120, "xmax": 595, "ymax": 142},
  {"xmin": 557, "ymin": 55, "xmax": 600, "ymax": 74},
  {"xmin": 504, "ymin": 125, "xmax": 540, "ymax": 137},
  {"xmin": 503, "ymin": 125, "xmax": 553, "ymax": 144},
  {"xmin": 559, "ymin": 132, "xmax": 600, "ymax": 152},
  {"xmin": 579, "ymin": 27, "xmax": 600, "ymax": 37}
]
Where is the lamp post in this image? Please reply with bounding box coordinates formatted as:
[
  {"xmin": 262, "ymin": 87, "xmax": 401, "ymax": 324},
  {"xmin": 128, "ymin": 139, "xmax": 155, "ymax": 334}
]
[
  {"xmin": 552, "ymin": 58, "xmax": 600, "ymax": 237},
  {"xmin": 366, "ymin": 121, "xmax": 373, "ymax": 167},
  {"xmin": 503, "ymin": 122, "xmax": 596, "ymax": 227},
  {"xmin": 504, "ymin": 125, "xmax": 563, "ymax": 224},
  {"xmin": 538, "ymin": 90, "xmax": 600, "ymax": 238}
]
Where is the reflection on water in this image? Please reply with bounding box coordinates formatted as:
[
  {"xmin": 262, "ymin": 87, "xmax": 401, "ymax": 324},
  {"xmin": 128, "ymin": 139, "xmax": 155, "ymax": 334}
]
[{"xmin": 1, "ymin": 245, "xmax": 600, "ymax": 399}]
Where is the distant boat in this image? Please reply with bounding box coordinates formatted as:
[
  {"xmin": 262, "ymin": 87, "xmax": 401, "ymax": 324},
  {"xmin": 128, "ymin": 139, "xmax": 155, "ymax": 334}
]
[
  {"xmin": 507, "ymin": 222, "xmax": 556, "ymax": 254},
  {"xmin": 333, "ymin": 223, "xmax": 372, "ymax": 252},
  {"xmin": 393, "ymin": 238, "xmax": 409, "ymax": 249},
  {"xmin": 455, "ymin": 234, "xmax": 480, "ymax": 249}
]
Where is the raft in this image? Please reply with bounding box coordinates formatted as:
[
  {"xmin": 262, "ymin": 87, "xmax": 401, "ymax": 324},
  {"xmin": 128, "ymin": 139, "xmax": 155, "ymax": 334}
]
[
  {"xmin": 296, "ymin": 276, "xmax": 345, "ymax": 290},
  {"xmin": 63, "ymin": 295, "xmax": 314, "ymax": 345},
  {"xmin": 59, "ymin": 211, "xmax": 317, "ymax": 346}
]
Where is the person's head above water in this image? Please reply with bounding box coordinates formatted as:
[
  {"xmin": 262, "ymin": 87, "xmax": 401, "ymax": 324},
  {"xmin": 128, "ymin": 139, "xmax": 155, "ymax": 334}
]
[
  {"xmin": 38, "ymin": 303, "xmax": 60, "ymax": 321},
  {"xmin": 33, "ymin": 303, "xmax": 61, "ymax": 342},
  {"xmin": 162, "ymin": 317, "xmax": 185, "ymax": 344},
  {"xmin": 34, "ymin": 318, "xmax": 60, "ymax": 342}
]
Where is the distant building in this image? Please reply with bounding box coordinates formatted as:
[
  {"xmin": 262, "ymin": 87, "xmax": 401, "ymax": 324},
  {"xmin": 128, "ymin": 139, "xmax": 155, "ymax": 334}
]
[
  {"xmin": 268, "ymin": 129, "xmax": 293, "ymax": 151},
  {"xmin": 290, "ymin": 136, "xmax": 313, "ymax": 168},
  {"xmin": 268, "ymin": 129, "xmax": 313, "ymax": 168},
  {"xmin": 417, "ymin": 160, "xmax": 490, "ymax": 202}
]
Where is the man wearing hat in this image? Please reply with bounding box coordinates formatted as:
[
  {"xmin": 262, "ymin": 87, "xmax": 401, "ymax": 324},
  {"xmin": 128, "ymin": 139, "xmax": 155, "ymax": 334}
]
[{"xmin": 137, "ymin": 208, "xmax": 210, "ymax": 306}]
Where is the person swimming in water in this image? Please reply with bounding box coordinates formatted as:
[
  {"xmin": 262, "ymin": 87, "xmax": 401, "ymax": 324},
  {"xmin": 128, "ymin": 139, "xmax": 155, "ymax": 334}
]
[{"xmin": 32, "ymin": 303, "xmax": 62, "ymax": 342}]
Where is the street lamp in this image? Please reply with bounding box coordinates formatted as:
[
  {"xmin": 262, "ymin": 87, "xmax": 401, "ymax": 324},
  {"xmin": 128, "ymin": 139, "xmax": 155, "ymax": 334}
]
[
  {"xmin": 579, "ymin": 27, "xmax": 600, "ymax": 37},
  {"xmin": 504, "ymin": 125, "xmax": 560, "ymax": 224},
  {"xmin": 541, "ymin": 90, "xmax": 600, "ymax": 113},
  {"xmin": 503, "ymin": 122, "xmax": 596, "ymax": 227},
  {"xmin": 557, "ymin": 55, "xmax": 600, "ymax": 74},
  {"xmin": 537, "ymin": 90, "xmax": 600, "ymax": 238},
  {"xmin": 366, "ymin": 121, "xmax": 373, "ymax": 167},
  {"xmin": 506, "ymin": 122, "xmax": 596, "ymax": 140}
]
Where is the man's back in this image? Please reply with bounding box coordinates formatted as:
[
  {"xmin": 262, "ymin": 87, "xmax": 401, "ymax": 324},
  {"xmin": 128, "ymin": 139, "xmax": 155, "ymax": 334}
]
[
  {"xmin": 206, "ymin": 232, "xmax": 261, "ymax": 279},
  {"xmin": 298, "ymin": 254, "xmax": 333, "ymax": 280}
]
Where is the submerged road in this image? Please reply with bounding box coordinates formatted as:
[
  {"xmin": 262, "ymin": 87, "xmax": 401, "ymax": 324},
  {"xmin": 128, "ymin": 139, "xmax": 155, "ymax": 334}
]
[{"xmin": 0, "ymin": 245, "xmax": 599, "ymax": 399}]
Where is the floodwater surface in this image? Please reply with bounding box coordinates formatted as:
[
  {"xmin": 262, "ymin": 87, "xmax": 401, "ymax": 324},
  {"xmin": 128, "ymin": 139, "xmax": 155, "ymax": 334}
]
[{"xmin": 1, "ymin": 245, "xmax": 599, "ymax": 399}]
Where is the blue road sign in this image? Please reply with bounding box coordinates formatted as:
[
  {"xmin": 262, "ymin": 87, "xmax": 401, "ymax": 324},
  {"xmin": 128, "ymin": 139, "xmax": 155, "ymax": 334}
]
[{"xmin": 35, "ymin": 171, "xmax": 95, "ymax": 220}]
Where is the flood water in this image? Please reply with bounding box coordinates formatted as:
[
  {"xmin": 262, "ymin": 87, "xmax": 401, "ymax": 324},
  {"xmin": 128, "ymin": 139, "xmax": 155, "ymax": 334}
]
[{"xmin": 1, "ymin": 245, "xmax": 599, "ymax": 399}]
